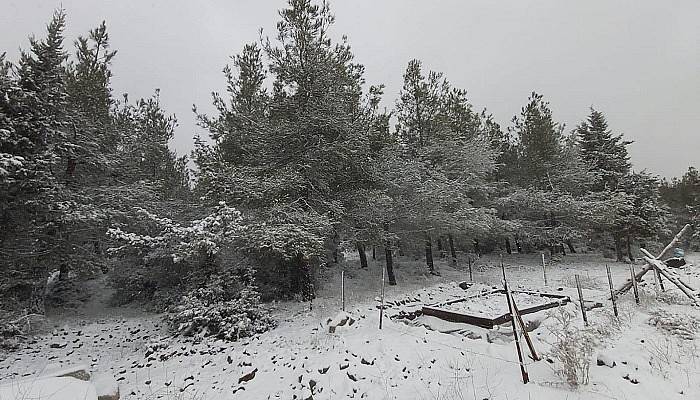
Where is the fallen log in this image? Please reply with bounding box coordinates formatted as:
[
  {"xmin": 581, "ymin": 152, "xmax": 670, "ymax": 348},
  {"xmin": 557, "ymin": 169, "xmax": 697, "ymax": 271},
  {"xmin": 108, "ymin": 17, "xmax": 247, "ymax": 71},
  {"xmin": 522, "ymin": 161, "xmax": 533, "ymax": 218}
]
[
  {"xmin": 639, "ymin": 248, "xmax": 695, "ymax": 293},
  {"xmin": 641, "ymin": 254, "xmax": 700, "ymax": 306},
  {"xmin": 612, "ymin": 224, "xmax": 691, "ymax": 297}
]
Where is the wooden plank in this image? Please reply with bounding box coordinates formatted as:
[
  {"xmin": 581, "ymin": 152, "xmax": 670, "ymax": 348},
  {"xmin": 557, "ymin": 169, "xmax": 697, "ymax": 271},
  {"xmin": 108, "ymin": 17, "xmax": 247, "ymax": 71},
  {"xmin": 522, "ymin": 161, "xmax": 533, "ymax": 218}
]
[
  {"xmin": 422, "ymin": 292, "xmax": 570, "ymax": 329},
  {"xmin": 421, "ymin": 306, "xmax": 496, "ymax": 328},
  {"xmin": 640, "ymin": 248, "xmax": 696, "ymax": 292},
  {"xmin": 613, "ymin": 224, "xmax": 691, "ymax": 297},
  {"xmin": 640, "ymin": 260, "xmax": 699, "ymax": 305}
]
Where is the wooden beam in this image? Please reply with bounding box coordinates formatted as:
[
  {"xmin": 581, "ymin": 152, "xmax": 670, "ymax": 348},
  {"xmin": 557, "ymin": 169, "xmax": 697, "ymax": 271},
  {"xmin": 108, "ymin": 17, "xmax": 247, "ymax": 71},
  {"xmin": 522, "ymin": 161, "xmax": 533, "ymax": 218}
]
[{"xmin": 612, "ymin": 224, "xmax": 691, "ymax": 297}]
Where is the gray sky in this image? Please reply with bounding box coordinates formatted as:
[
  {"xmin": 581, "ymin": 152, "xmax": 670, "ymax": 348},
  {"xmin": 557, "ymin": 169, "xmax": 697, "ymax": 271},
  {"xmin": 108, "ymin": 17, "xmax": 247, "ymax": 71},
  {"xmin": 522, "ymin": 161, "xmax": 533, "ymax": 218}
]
[{"xmin": 2, "ymin": 0, "xmax": 698, "ymax": 178}]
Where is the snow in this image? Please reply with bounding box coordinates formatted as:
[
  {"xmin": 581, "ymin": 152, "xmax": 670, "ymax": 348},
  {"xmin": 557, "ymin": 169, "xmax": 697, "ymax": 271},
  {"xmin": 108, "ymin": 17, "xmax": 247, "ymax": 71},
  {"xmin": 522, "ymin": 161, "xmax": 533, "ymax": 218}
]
[
  {"xmin": 433, "ymin": 291, "xmax": 560, "ymax": 319},
  {"xmin": 1, "ymin": 252, "xmax": 699, "ymax": 399},
  {"xmin": 0, "ymin": 377, "xmax": 97, "ymax": 400}
]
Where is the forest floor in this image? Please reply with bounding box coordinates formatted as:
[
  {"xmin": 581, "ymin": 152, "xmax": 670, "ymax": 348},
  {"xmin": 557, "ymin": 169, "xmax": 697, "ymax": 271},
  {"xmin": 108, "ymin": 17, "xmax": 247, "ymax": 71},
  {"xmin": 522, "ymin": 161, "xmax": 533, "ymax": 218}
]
[{"xmin": 2, "ymin": 251, "xmax": 700, "ymax": 400}]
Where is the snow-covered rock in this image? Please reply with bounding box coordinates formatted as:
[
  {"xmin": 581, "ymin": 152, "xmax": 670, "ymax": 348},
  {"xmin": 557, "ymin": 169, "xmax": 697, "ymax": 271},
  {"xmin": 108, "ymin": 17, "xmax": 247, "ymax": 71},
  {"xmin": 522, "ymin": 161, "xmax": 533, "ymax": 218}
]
[
  {"xmin": 596, "ymin": 352, "xmax": 616, "ymax": 368},
  {"xmin": 326, "ymin": 311, "xmax": 356, "ymax": 333}
]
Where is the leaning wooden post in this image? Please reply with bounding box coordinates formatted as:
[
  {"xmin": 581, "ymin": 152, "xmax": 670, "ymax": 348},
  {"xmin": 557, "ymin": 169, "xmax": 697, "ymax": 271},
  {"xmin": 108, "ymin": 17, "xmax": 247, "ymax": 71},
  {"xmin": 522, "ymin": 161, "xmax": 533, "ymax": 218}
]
[
  {"xmin": 606, "ymin": 265, "xmax": 618, "ymax": 318},
  {"xmin": 575, "ymin": 274, "xmax": 588, "ymax": 326},
  {"xmin": 651, "ymin": 264, "xmax": 660, "ymax": 293},
  {"xmin": 541, "ymin": 253, "xmax": 548, "ymax": 286},
  {"xmin": 640, "ymin": 248, "xmax": 700, "ymax": 305},
  {"xmin": 510, "ymin": 291, "xmax": 540, "ymax": 361},
  {"xmin": 379, "ymin": 266, "xmax": 385, "ymax": 330},
  {"xmin": 655, "ymin": 267, "xmax": 665, "ymax": 292},
  {"xmin": 341, "ymin": 269, "xmax": 346, "ymax": 312},
  {"xmin": 613, "ymin": 224, "xmax": 691, "ymax": 297},
  {"xmin": 502, "ymin": 266, "xmax": 529, "ymax": 384},
  {"xmin": 630, "ymin": 265, "xmax": 640, "ymax": 305}
]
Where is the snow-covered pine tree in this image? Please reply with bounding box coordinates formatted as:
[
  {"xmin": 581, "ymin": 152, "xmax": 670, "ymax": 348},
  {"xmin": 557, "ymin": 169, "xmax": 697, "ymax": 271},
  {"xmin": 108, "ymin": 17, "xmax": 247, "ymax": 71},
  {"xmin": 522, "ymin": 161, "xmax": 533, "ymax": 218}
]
[
  {"xmin": 576, "ymin": 108, "xmax": 632, "ymax": 191},
  {"xmin": 195, "ymin": 0, "xmax": 376, "ymax": 297},
  {"xmin": 393, "ymin": 59, "xmax": 499, "ymax": 273}
]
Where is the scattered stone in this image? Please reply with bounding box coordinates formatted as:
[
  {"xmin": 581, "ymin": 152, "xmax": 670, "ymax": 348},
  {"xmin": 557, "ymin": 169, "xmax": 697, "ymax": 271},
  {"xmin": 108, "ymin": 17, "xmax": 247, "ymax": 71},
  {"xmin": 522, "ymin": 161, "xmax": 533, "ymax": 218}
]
[
  {"xmin": 238, "ymin": 368, "xmax": 258, "ymax": 384},
  {"xmin": 596, "ymin": 353, "xmax": 616, "ymax": 368}
]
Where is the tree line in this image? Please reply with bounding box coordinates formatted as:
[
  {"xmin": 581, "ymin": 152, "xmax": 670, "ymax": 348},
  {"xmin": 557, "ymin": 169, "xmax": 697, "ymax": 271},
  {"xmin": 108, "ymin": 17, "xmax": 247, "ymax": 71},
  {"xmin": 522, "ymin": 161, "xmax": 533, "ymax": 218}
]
[{"xmin": 1, "ymin": 1, "xmax": 696, "ymax": 341}]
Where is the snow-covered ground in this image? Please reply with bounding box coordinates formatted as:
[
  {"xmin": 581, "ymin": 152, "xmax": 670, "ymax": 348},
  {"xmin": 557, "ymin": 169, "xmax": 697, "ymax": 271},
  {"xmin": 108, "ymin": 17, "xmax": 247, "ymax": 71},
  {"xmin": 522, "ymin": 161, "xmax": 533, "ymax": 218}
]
[{"xmin": 2, "ymin": 252, "xmax": 699, "ymax": 399}]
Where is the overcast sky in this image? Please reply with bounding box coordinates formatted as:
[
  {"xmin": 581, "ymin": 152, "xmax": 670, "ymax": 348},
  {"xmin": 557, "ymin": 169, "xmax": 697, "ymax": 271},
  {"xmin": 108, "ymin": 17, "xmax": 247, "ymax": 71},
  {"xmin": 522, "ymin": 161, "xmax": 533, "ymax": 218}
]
[{"xmin": 2, "ymin": 0, "xmax": 698, "ymax": 178}]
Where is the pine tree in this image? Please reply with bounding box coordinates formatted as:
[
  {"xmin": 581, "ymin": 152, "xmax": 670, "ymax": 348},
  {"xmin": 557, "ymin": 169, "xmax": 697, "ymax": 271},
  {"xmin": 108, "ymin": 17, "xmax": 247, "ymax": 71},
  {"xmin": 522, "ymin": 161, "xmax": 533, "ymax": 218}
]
[
  {"xmin": 576, "ymin": 108, "xmax": 631, "ymax": 191},
  {"xmin": 195, "ymin": 0, "xmax": 376, "ymax": 295},
  {"xmin": 393, "ymin": 59, "xmax": 499, "ymax": 273},
  {"xmin": 510, "ymin": 92, "xmax": 563, "ymax": 188}
]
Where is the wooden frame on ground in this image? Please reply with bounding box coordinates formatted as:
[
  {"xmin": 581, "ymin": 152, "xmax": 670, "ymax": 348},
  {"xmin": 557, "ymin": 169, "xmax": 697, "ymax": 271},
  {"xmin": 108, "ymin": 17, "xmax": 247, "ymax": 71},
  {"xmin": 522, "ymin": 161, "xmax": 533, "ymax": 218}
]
[{"xmin": 422, "ymin": 289, "xmax": 571, "ymax": 328}]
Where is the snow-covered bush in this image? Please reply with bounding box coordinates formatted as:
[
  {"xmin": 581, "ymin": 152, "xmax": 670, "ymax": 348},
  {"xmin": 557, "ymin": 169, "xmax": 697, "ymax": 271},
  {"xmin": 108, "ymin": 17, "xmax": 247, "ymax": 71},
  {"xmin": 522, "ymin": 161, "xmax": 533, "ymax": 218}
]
[
  {"xmin": 108, "ymin": 203, "xmax": 276, "ymax": 340},
  {"xmin": 170, "ymin": 271, "xmax": 276, "ymax": 340},
  {"xmin": 545, "ymin": 307, "xmax": 595, "ymax": 387},
  {"xmin": 648, "ymin": 309, "xmax": 699, "ymax": 340},
  {"xmin": 0, "ymin": 320, "xmax": 23, "ymax": 351}
]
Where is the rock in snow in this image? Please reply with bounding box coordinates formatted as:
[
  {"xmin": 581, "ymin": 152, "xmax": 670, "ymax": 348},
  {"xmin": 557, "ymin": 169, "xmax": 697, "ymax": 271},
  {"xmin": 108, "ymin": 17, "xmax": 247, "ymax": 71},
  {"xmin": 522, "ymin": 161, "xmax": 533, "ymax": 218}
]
[
  {"xmin": 596, "ymin": 352, "xmax": 616, "ymax": 368},
  {"xmin": 239, "ymin": 367, "xmax": 258, "ymax": 384},
  {"xmin": 327, "ymin": 311, "xmax": 356, "ymax": 333}
]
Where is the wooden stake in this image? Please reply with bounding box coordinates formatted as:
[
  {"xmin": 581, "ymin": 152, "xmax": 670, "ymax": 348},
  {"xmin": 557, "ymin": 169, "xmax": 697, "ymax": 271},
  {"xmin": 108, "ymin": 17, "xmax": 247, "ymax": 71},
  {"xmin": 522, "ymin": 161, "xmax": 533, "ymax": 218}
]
[
  {"xmin": 379, "ymin": 266, "xmax": 385, "ymax": 329},
  {"xmin": 509, "ymin": 290, "xmax": 540, "ymax": 361},
  {"xmin": 503, "ymin": 271, "xmax": 529, "ymax": 384},
  {"xmin": 341, "ymin": 269, "xmax": 345, "ymax": 312},
  {"xmin": 656, "ymin": 266, "xmax": 665, "ymax": 292},
  {"xmin": 468, "ymin": 255, "xmax": 473, "ymax": 282},
  {"xmin": 541, "ymin": 253, "xmax": 548, "ymax": 286},
  {"xmin": 606, "ymin": 265, "xmax": 618, "ymax": 318},
  {"xmin": 575, "ymin": 274, "xmax": 588, "ymax": 326},
  {"xmin": 630, "ymin": 265, "xmax": 640, "ymax": 305}
]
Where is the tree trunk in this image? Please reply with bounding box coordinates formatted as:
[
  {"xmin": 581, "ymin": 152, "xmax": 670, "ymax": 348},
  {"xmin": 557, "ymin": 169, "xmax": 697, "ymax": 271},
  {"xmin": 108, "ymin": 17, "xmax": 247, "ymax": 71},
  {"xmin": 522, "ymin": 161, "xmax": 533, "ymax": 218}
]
[
  {"xmin": 372, "ymin": 246, "xmax": 376, "ymax": 260},
  {"xmin": 614, "ymin": 235, "xmax": 624, "ymax": 262},
  {"xmin": 425, "ymin": 233, "xmax": 435, "ymax": 274},
  {"xmin": 626, "ymin": 234, "xmax": 634, "ymax": 263},
  {"xmin": 566, "ymin": 239, "xmax": 576, "ymax": 254},
  {"xmin": 385, "ymin": 247, "xmax": 397, "ymax": 285},
  {"xmin": 59, "ymin": 262, "xmax": 68, "ymax": 281},
  {"xmin": 297, "ymin": 253, "xmax": 315, "ymax": 301},
  {"xmin": 448, "ymin": 234, "xmax": 457, "ymax": 266},
  {"xmin": 29, "ymin": 281, "xmax": 47, "ymax": 315},
  {"xmin": 332, "ymin": 231, "xmax": 340, "ymax": 263},
  {"xmin": 473, "ymin": 239, "xmax": 481, "ymax": 257},
  {"xmin": 505, "ymin": 238, "xmax": 512, "ymax": 254},
  {"xmin": 357, "ymin": 243, "xmax": 368, "ymax": 269},
  {"xmin": 560, "ymin": 243, "xmax": 566, "ymax": 256}
]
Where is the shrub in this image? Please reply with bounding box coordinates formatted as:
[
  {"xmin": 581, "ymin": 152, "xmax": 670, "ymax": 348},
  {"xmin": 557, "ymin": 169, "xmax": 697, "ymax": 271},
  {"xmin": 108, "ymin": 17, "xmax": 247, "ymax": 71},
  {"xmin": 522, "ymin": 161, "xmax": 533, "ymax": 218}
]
[
  {"xmin": 545, "ymin": 307, "xmax": 595, "ymax": 387},
  {"xmin": 170, "ymin": 270, "xmax": 276, "ymax": 341}
]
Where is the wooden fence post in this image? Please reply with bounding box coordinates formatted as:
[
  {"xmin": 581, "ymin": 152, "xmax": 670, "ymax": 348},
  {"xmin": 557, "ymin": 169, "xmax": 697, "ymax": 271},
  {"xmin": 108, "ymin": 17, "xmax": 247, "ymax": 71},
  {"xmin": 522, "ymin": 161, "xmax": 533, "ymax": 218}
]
[
  {"xmin": 379, "ymin": 266, "xmax": 385, "ymax": 329},
  {"xmin": 606, "ymin": 265, "xmax": 618, "ymax": 318},
  {"xmin": 630, "ymin": 265, "xmax": 640, "ymax": 305},
  {"xmin": 502, "ymin": 267, "xmax": 529, "ymax": 384},
  {"xmin": 468, "ymin": 255, "xmax": 473, "ymax": 282},
  {"xmin": 341, "ymin": 269, "xmax": 345, "ymax": 312},
  {"xmin": 575, "ymin": 274, "xmax": 588, "ymax": 326},
  {"xmin": 541, "ymin": 253, "xmax": 548, "ymax": 286}
]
